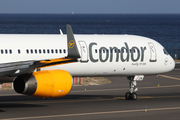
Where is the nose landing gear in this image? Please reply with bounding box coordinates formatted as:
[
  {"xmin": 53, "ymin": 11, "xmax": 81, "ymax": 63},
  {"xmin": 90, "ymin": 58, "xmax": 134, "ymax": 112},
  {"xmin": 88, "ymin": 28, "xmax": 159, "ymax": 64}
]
[
  {"xmin": 125, "ymin": 75, "xmax": 144, "ymax": 100},
  {"xmin": 125, "ymin": 92, "xmax": 137, "ymax": 100}
]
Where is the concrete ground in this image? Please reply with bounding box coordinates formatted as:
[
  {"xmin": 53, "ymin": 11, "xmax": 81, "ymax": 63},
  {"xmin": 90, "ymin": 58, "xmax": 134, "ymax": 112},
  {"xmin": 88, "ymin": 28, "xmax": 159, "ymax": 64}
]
[{"xmin": 0, "ymin": 64, "xmax": 179, "ymax": 120}]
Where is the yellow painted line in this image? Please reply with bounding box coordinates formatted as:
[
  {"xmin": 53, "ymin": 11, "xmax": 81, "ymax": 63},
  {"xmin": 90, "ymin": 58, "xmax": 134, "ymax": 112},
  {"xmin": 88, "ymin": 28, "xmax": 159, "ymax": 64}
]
[
  {"xmin": 71, "ymin": 88, "xmax": 127, "ymax": 92},
  {"xmin": 72, "ymin": 84, "xmax": 180, "ymax": 93},
  {"xmin": 22, "ymin": 95, "xmax": 180, "ymax": 105},
  {"xmin": 1, "ymin": 84, "xmax": 180, "ymax": 97},
  {"xmin": 174, "ymin": 69, "xmax": 180, "ymax": 70},
  {"xmin": 140, "ymin": 84, "xmax": 180, "ymax": 89},
  {"xmin": 3, "ymin": 106, "xmax": 180, "ymax": 120},
  {"xmin": 0, "ymin": 94, "xmax": 24, "ymax": 97},
  {"xmin": 159, "ymin": 75, "xmax": 180, "ymax": 81},
  {"xmin": 25, "ymin": 98, "xmax": 115, "ymax": 105},
  {"xmin": 138, "ymin": 95, "xmax": 180, "ymax": 99}
]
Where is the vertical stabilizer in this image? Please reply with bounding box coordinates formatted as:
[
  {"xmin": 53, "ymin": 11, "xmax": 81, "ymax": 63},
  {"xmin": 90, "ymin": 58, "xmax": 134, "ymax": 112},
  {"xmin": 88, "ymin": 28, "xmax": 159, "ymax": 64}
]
[{"xmin": 66, "ymin": 24, "xmax": 80, "ymax": 58}]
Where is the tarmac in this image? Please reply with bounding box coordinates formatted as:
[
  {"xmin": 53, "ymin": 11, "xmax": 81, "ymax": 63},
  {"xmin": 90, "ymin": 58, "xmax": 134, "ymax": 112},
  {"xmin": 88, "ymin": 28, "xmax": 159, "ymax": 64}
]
[{"xmin": 0, "ymin": 64, "xmax": 179, "ymax": 120}]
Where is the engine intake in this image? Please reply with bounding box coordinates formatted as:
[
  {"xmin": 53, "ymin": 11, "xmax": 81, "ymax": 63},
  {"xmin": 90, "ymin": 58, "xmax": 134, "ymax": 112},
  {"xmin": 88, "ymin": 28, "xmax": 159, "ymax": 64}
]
[{"xmin": 13, "ymin": 70, "xmax": 73, "ymax": 98}]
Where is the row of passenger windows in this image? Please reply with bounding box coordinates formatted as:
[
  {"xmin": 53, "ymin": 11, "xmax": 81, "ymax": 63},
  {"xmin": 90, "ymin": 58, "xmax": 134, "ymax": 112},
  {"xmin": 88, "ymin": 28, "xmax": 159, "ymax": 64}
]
[
  {"xmin": 26, "ymin": 49, "xmax": 66, "ymax": 54},
  {"xmin": 95, "ymin": 49, "xmax": 140, "ymax": 54},
  {"xmin": 0, "ymin": 49, "xmax": 66, "ymax": 54},
  {"xmin": 0, "ymin": 48, "xmax": 139, "ymax": 55},
  {"xmin": 1, "ymin": 49, "xmax": 12, "ymax": 54}
]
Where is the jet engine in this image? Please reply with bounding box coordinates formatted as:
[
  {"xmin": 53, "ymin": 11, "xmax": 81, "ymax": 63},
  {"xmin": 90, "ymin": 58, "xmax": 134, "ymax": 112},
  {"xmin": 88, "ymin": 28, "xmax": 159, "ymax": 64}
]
[{"xmin": 13, "ymin": 70, "xmax": 73, "ymax": 98}]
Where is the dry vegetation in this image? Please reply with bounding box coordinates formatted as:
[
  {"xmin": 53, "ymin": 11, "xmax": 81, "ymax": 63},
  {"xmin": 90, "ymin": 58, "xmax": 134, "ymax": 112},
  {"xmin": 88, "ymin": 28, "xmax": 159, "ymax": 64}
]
[{"xmin": 81, "ymin": 77, "xmax": 111, "ymax": 86}]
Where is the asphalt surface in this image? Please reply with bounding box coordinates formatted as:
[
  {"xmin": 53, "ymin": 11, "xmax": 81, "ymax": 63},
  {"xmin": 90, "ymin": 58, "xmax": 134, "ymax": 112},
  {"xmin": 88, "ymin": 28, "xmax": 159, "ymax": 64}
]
[{"xmin": 0, "ymin": 64, "xmax": 180, "ymax": 120}]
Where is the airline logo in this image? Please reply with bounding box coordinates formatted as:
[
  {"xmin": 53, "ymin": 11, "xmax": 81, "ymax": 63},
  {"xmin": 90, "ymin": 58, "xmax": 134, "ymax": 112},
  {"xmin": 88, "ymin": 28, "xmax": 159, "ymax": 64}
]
[
  {"xmin": 68, "ymin": 40, "xmax": 75, "ymax": 48},
  {"xmin": 89, "ymin": 42, "xmax": 147, "ymax": 63}
]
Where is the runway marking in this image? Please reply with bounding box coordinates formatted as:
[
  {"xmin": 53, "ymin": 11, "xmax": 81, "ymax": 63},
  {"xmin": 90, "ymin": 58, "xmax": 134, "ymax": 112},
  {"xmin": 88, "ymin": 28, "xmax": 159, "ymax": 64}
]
[
  {"xmin": 25, "ymin": 98, "xmax": 117, "ymax": 104},
  {"xmin": 3, "ymin": 106, "xmax": 180, "ymax": 120},
  {"xmin": 159, "ymin": 75, "xmax": 180, "ymax": 81},
  {"xmin": 71, "ymin": 84, "xmax": 180, "ymax": 93},
  {"xmin": 1, "ymin": 84, "xmax": 180, "ymax": 97},
  {"xmin": 137, "ymin": 95, "xmax": 180, "ymax": 99},
  {"xmin": 19, "ymin": 95, "xmax": 180, "ymax": 105},
  {"xmin": 174, "ymin": 69, "xmax": 180, "ymax": 70},
  {"xmin": 0, "ymin": 94, "xmax": 22, "ymax": 96},
  {"xmin": 71, "ymin": 88, "xmax": 127, "ymax": 92}
]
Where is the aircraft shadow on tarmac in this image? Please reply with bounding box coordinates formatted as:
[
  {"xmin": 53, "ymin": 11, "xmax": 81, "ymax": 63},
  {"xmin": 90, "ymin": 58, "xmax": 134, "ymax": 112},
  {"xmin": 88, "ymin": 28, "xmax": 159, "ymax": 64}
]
[
  {"xmin": 0, "ymin": 94, "xmax": 125, "ymax": 113},
  {"xmin": 0, "ymin": 103, "xmax": 46, "ymax": 108},
  {"xmin": 0, "ymin": 94, "xmax": 124, "ymax": 102},
  {"xmin": 0, "ymin": 109, "xmax": 5, "ymax": 112}
]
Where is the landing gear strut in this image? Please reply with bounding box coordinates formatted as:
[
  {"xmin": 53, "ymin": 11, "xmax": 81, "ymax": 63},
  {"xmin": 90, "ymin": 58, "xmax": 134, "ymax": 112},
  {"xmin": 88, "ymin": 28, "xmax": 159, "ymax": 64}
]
[{"xmin": 125, "ymin": 75, "xmax": 144, "ymax": 100}]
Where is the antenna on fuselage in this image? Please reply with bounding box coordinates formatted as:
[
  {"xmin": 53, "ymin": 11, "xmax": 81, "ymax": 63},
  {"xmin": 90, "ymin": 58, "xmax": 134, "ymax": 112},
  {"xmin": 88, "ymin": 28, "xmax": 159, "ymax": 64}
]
[{"xmin": 59, "ymin": 29, "xmax": 63, "ymax": 35}]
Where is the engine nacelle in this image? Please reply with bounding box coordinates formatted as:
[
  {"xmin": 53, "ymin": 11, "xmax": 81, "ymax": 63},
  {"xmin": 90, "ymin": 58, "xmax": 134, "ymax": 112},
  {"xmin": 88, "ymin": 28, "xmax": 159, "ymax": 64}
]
[{"xmin": 13, "ymin": 70, "xmax": 73, "ymax": 98}]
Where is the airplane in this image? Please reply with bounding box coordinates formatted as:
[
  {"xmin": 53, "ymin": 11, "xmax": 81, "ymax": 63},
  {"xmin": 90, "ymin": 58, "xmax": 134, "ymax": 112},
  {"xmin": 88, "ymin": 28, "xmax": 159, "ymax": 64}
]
[{"xmin": 0, "ymin": 24, "xmax": 175, "ymax": 100}]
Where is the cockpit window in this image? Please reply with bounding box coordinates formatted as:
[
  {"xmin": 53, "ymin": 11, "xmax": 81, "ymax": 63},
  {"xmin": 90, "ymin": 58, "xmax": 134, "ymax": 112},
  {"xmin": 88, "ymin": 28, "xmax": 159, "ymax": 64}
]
[{"xmin": 163, "ymin": 49, "xmax": 169, "ymax": 55}]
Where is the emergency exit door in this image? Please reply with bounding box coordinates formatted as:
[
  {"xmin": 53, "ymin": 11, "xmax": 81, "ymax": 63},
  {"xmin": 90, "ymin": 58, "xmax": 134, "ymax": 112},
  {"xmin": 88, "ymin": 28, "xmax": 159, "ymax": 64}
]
[
  {"xmin": 78, "ymin": 41, "xmax": 88, "ymax": 62},
  {"xmin": 148, "ymin": 42, "xmax": 157, "ymax": 62}
]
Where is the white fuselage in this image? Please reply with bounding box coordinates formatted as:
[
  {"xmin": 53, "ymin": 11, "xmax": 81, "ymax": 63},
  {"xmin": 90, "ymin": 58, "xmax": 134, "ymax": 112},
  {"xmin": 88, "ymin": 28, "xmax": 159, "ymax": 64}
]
[
  {"xmin": 0, "ymin": 34, "xmax": 175, "ymax": 80},
  {"xmin": 42, "ymin": 34, "xmax": 174, "ymax": 76}
]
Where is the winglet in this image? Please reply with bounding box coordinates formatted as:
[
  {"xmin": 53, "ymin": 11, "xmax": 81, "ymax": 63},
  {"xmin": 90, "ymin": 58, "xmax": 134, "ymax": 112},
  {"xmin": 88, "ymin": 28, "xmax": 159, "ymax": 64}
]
[{"xmin": 66, "ymin": 24, "xmax": 80, "ymax": 58}]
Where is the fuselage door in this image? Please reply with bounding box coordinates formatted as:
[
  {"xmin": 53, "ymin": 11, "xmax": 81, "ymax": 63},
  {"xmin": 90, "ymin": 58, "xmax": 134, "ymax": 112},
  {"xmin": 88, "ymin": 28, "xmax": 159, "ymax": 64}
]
[
  {"xmin": 78, "ymin": 41, "xmax": 88, "ymax": 62},
  {"xmin": 148, "ymin": 42, "xmax": 157, "ymax": 62}
]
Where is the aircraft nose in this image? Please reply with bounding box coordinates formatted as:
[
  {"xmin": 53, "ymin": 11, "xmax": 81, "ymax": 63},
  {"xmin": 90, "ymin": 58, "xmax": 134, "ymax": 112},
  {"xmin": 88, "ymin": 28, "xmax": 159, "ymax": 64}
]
[{"xmin": 169, "ymin": 56, "xmax": 175, "ymax": 70}]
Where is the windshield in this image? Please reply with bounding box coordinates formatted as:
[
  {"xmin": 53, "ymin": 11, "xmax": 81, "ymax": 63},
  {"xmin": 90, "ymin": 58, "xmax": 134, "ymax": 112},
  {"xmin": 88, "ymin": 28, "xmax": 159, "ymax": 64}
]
[{"xmin": 163, "ymin": 49, "xmax": 169, "ymax": 55}]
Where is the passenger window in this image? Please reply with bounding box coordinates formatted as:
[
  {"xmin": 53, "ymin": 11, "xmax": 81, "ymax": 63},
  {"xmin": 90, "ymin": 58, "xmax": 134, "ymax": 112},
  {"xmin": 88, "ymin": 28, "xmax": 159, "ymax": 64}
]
[
  {"xmin": 63, "ymin": 49, "xmax": 66, "ymax": 53},
  {"xmin": 118, "ymin": 49, "xmax": 120, "ymax": 53},
  {"xmin": 51, "ymin": 49, "xmax": 54, "ymax": 53},
  {"xmin": 5, "ymin": 49, "xmax": 8, "ymax": 54},
  {"xmin": 26, "ymin": 50, "xmax": 29, "ymax": 54},
  {"xmin": 43, "ymin": 49, "xmax": 46, "ymax": 53},
  {"xmin": 18, "ymin": 49, "xmax": 20, "ymax": 54},
  {"xmin": 115, "ymin": 49, "xmax": 117, "ymax": 53},
  {"xmin": 121, "ymin": 49, "xmax": 124, "ymax": 53},
  {"xmin": 31, "ymin": 49, "xmax": 33, "ymax": 54},
  {"xmin": 110, "ymin": 49, "xmax": 113, "ymax": 53},
  {"xmin": 35, "ymin": 49, "xmax": 37, "ymax": 54},
  {"xmin": 9, "ymin": 50, "xmax": 12, "ymax": 54},
  {"xmin": 59, "ymin": 49, "xmax": 62, "ymax": 53},
  {"xmin": 107, "ymin": 49, "xmax": 109, "ymax": 53},
  {"xmin": 95, "ymin": 49, "xmax": 97, "ymax": 53},
  {"xmin": 39, "ymin": 49, "xmax": 41, "ymax": 54},
  {"xmin": 55, "ymin": 49, "xmax": 58, "ymax": 53},
  {"xmin": 47, "ymin": 49, "xmax": 50, "ymax": 54}
]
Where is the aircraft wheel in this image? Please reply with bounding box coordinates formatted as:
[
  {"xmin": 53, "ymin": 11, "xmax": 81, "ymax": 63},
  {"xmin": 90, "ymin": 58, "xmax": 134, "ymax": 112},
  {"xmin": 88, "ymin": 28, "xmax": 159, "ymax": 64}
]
[
  {"xmin": 131, "ymin": 92, "xmax": 137, "ymax": 100},
  {"xmin": 125, "ymin": 92, "xmax": 131, "ymax": 100}
]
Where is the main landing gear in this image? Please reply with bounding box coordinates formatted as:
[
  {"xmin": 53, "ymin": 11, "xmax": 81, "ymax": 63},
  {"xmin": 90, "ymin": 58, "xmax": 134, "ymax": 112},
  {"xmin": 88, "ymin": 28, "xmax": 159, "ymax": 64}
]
[{"xmin": 125, "ymin": 75, "xmax": 144, "ymax": 100}]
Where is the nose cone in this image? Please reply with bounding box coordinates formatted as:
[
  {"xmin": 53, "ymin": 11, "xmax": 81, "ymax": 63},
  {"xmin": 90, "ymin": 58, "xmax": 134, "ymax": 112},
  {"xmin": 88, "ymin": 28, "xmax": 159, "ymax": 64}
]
[{"xmin": 169, "ymin": 56, "xmax": 175, "ymax": 71}]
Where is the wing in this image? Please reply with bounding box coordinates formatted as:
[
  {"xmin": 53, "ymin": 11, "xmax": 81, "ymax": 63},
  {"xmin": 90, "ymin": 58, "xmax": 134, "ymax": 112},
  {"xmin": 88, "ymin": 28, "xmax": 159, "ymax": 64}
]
[{"xmin": 1, "ymin": 24, "xmax": 80, "ymax": 77}]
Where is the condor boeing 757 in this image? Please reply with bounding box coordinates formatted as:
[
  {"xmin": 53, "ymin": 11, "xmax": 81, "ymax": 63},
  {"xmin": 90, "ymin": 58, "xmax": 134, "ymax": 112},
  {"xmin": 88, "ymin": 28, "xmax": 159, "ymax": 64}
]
[{"xmin": 0, "ymin": 25, "xmax": 175, "ymax": 100}]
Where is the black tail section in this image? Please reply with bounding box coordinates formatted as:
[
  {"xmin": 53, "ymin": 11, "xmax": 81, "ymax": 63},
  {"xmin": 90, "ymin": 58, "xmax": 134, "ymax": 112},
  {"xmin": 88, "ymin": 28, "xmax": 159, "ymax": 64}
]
[{"xmin": 66, "ymin": 24, "xmax": 80, "ymax": 58}]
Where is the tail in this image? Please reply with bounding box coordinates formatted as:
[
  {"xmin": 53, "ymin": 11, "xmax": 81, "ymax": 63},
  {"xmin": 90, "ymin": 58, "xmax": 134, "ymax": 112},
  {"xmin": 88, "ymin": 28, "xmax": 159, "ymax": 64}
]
[{"xmin": 66, "ymin": 24, "xmax": 80, "ymax": 59}]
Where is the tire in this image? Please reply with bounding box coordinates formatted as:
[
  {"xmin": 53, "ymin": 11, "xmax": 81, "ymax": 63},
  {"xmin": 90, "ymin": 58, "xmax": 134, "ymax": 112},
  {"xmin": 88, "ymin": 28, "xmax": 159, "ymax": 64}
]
[
  {"xmin": 131, "ymin": 92, "xmax": 137, "ymax": 100},
  {"xmin": 125, "ymin": 92, "xmax": 131, "ymax": 100}
]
